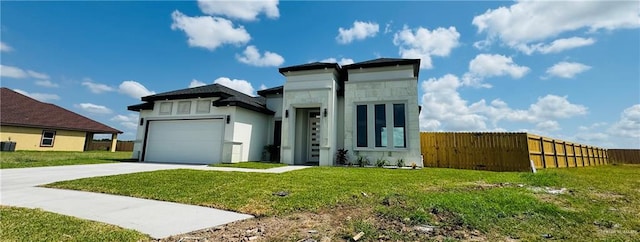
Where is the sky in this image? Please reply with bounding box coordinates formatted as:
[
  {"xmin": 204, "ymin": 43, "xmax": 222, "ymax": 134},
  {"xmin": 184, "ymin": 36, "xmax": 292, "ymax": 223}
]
[{"xmin": 1, "ymin": 1, "xmax": 638, "ymax": 148}]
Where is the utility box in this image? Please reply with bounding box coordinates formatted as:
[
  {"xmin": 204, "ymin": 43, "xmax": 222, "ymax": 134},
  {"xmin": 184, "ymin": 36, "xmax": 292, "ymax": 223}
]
[{"xmin": 0, "ymin": 141, "xmax": 17, "ymax": 152}]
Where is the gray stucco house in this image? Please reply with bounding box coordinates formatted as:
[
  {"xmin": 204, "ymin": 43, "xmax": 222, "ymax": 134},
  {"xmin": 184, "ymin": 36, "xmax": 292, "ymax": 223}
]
[{"xmin": 128, "ymin": 58, "xmax": 422, "ymax": 166}]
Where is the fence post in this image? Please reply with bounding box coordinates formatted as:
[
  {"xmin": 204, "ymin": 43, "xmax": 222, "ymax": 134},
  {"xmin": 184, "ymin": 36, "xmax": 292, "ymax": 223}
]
[
  {"xmin": 552, "ymin": 140, "xmax": 559, "ymax": 168},
  {"xmin": 539, "ymin": 136, "xmax": 547, "ymax": 168},
  {"xmin": 563, "ymin": 141, "xmax": 569, "ymax": 167},
  {"xmin": 572, "ymin": 143, "xmax": 578, "ymax": 167}
]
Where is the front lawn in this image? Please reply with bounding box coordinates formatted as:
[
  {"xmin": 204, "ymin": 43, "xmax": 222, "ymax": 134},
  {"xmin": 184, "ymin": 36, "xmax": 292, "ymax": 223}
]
[
  {"xmin": 0, "ymin": 151, "xmax": 131, "ymax": 169},
  {"xmin": 0, "ymin": 206, "xmax": 149, "ymax": 242},
  {"xmin": 47, "ymin": 165, "xmax": 640, "ymax": 241},
  {"xmin": 210, "ymin": 161, "xmax": 287, "ymax": 169}
]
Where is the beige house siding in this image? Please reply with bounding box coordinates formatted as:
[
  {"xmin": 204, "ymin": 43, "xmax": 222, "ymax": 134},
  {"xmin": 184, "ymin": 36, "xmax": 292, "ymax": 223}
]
[{"xmin": 0, "ymin": 125, "xmax": 87, "ymax": 151}]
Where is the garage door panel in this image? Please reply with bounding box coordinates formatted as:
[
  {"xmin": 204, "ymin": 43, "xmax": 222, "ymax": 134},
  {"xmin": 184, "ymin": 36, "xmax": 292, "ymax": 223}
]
[{"xmin": 144, "ymin": 119, "xmax": 223, "ymax": 164}]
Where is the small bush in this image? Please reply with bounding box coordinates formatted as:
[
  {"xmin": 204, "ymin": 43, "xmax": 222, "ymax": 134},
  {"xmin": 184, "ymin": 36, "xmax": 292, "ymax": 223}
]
[
  {"xmin": 375, "ymin": 157, "xmax": 388, "ymax": 167},
  {"xmin": 356, "ymin": 156, "xmax": 370, "ymax": 167},
  {"xmin": 336, "ymin": 149, "xmax": 349, "ymax": 165},
  {"xmin": 396, "ymin": 158, "xmax": 405, "ymax": 167}
]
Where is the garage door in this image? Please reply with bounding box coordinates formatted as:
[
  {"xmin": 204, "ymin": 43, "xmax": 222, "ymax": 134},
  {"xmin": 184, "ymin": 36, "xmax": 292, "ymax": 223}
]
[{"xmin": 144, "ymin": 119, "xmax": 224, "ymax": 164}]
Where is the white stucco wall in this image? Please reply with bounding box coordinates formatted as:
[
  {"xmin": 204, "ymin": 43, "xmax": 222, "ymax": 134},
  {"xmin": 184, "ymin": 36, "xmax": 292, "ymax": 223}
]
[
  {"xmin": 232, "ymin": 107, "xmax": 270, "ymax": 162},
  {"xmin": 281, "ymin": 69, "xmax": 339, "ymax": 166},
  {"xmin": 344, "ymin": 65, "xmax": 422, "ymax": 166}
]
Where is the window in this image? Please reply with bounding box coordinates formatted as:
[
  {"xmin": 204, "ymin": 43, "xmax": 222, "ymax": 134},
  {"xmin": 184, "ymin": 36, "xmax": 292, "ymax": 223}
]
[
  {"xmin": 355, "ymin": 103, "xmax": 407, "ymax": 149},
  {"xmin": 356, "ymin": 105, "xmax": 368, "ymax": 147},
  {"xmin": 159, "ymin": 102, "xmax": 172, "ymax": 115},
  {"xmin": 177, "ymin": 101, "xmax": 191, "ymax": 114},
  {"xmin": 196, "ymin": 100, "xmax": 211, "ymax": 113},
  {"xmin": 40, "ymin": 130, "xmax": 56, "ymax": 147}
]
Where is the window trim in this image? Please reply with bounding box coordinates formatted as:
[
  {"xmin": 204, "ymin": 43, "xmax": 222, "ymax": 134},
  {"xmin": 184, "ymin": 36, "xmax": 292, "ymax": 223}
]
[
  {"xmin": 353, "ymin": 102, "xmax": 408, "ymax": 151},
  {"xmin": 40, "ymin": 130, "xmax": 56, "ymax": 147},
  {"xmin": 177, "ymin": 101, "xmax": 192, "ymax": 114},
  {"xmin": 159, "ymin": 102, "xmax": 173, "ymax": 115},
  {"xmin": 196, "ymin": 100, "xmax": 211, "ymax": 114}
]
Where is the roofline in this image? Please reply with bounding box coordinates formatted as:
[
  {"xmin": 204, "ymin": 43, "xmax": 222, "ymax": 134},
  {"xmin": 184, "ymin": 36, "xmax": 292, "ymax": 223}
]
[
  {"xmin": 257, "ymin": 86, "xmax": 283, "ymax": 97},
  {"xmin": 127, "ymin": 102, "xmax": 154, "ymax": 112},
  {"xmin": 343, "ymin": 58, "xmax": 421, "ymax": 78},
  {"xmin": 1, "ymin": 123, "xmax": 123, "ymax": 134},
  {"xmin": 141, "ymin": 91, "xmax": 229, "ymax": 102},
  {"xmin": 212, "ymin": 100, "xmax": 275, "ymax": 115},
  {"xmin": 278, "ymin": 63, "xmax": 341, "ymax": 75}
]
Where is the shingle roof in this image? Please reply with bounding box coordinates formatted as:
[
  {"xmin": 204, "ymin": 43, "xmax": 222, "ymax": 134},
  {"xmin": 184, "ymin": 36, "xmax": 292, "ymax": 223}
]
[
  {"xmin": 279, "ymin": 62, "xmax": 341, "ymax": 74},
  {"xmin": 0, "ymin": 87, "xmax": 122, "ymax": 134},
  {"xmin": 130, "ymin": 84, "xmax": 274, "ymax": 115},
  {"xmin": 257, "ymin": 86, "xmax": 283, "ymax": 97},
  {"xmin": 343, "ymin": 58, "xmax": 421, "ymax": 78}
]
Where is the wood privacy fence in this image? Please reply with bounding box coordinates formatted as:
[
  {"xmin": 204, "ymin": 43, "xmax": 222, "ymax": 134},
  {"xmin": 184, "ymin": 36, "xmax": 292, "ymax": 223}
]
[
  {"xmin": 86, "ymin": 141, "xmax": 134, "ymax": 152},
  {"xmin": 420, "ymin": 132, "xmax": 608, "ymax": 172},
  {"xmin": 608, "ymin": 149, "xmax": 640, "ymax": 164}
]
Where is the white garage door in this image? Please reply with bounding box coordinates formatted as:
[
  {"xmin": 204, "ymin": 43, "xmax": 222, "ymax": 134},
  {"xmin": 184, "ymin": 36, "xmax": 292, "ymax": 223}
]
[{"xmin": 144, "ymin": 119, "xmax": 224, "ymax": 164}]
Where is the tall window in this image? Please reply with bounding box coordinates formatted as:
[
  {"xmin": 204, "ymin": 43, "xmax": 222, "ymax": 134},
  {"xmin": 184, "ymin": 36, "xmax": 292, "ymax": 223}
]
[
  {"xmin": 356, "ymin": 105, "xmax": 368, "ymax": 147},
  {"xmin": 40, "ymin": 130, "xmax": 56, "ymax": 147},
  {"xmin": 393, "ymin": 104, "xmax": 406, "ymax": 148},
  {"xmin": 355, "ymin": 103, "xmax": 406, "ymax": 149}
]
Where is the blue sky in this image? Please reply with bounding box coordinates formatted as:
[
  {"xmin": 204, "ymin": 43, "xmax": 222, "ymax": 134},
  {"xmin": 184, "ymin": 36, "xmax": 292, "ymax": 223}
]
[{"xmin": 1, "ymin": 1, "xmax": 638, "ymax": 148}]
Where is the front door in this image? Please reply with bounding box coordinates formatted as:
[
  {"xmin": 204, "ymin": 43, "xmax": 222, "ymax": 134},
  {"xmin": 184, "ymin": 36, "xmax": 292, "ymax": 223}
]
[{"xmin": 307, "ymin": 111, "xmax": 321, "ymax": 162}]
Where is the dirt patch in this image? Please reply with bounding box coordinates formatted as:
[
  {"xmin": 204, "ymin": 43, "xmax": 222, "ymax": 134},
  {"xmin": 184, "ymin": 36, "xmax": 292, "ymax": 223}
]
[{"xmin": 157, "ymin": 206, "xmax": 488, "ymax": 242}]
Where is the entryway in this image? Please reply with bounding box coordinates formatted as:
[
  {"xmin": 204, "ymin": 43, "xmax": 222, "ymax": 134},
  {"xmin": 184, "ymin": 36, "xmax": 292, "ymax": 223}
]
[{"xmin": 293, "ymin": 108, "xmax": 321, "ymax": 165}]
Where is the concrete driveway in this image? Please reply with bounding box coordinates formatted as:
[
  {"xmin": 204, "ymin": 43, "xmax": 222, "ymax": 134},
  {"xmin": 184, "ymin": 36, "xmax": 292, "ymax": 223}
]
[{"xmin": 1, "ymin": 163, "xmax": 308, "ymax": 238}]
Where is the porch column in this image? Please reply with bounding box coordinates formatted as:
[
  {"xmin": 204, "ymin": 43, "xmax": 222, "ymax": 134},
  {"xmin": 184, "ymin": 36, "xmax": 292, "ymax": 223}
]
[{"xmin": 110, "ymin": 133, "xmax": 118, "ymax": 152}]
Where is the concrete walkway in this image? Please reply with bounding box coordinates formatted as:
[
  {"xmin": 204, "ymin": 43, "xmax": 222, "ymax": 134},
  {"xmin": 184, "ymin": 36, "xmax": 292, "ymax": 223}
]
[{"xmin": 0, "ymin": 162, "xmax": 310, "ymax": 238}]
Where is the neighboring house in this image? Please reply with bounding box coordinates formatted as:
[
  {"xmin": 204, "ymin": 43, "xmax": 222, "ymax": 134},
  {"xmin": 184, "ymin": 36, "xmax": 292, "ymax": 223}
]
[
  {"xmin": 0, "ymin": 87, "xmax": 122, "ymax": 151},
  {"xmin": 128, "ymin": 58, "xmax": 422, "ymax": 166}
]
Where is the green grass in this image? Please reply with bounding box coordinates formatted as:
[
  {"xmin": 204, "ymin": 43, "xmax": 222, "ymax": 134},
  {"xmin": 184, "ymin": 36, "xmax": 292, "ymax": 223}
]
[
  {"xmin": 210, "ymin": 161, "xmax": 287, "ymax": 169},
  {"xmin": 0, "ymin": 206, "xmax": 149, "ymax": 242},
  {"xmin": 47, "ymin": 165, "xmax": 640, "ymax": 241},
  {"xmin": 0, "ymin": 151, "xmax": 131, "ymax": 169}
]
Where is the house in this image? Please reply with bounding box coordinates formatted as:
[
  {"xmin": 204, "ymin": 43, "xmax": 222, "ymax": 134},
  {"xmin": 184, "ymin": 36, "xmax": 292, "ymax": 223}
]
[
  {"xmin": 128, "ymin": 58, "xmax": 422, "ymax": 166},
  {"xmin": 0, "ymin": 87, "xmax": 122, "ymax": 151}
]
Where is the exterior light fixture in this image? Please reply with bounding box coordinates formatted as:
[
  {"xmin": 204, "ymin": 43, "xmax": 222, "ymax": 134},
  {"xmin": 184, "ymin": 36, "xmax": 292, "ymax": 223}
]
[
  {"xmin": 323, "ymin": 108, "xmax": 328, "ymax": 117},
  {"xmin": 226, "ymin": 115, "xmax": 231, "ymax": 124},
  {"xmin": 285, "ymin": 109, "xmax": 289, "ymax": 118}
]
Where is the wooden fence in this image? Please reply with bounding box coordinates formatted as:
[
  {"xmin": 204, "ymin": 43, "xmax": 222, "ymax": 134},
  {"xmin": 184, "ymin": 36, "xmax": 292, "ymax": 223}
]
[
  {"xmin": 420, "ymin": 132, "xmax": 608, "ymax": 172},
  {"xmin": 86, "ymin": 141, "xmax": 134, "ymax": 152},
  {"xmin": 607, "ymin": 149, "xmax": 640, "ymax": 164}
]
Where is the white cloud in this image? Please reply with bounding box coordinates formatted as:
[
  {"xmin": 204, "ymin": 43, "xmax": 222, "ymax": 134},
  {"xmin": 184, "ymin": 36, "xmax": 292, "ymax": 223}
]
[
  {"xmin": 467, "ymin": 54, "xmax": 530, "ymax": 78},
  {"xmin": 519, "ymin": 37, "xmax": 596, "ymax": 55},
  {"xmin": 118, "ymin": 81, "xmax": 155, "ymax": 99},
  {"xmin": 75, "ymin": 103, "xmax": 113, "ymax": 115},
  {"xmin": 0, "ymin": 42, "xmax": 12, "ymax": 52},
  {"xmin": 393, "ymin": 26, "xmax": 460, "ymax": 69},
  {"xmin": 197, "ymin": 0, "xmax": 279, "ymax": 21},
  {"xmin": 384, "ymin": 21, "xmax": 393, "ymax": 34},
  {"xmin": 214, "ymin": 77, "xmax": 255, "ymax": 96},
  {"xmin": 111, "ymin": 114, "xmax": 139, "ymax": 131},
  {"xmin": 472, "ymin": 1, "xmax": 639, "ymax": 54},
  {"xmin": 82, "ymin": 80, "xmax": 115, "ymax": 93},
  {"xmin": 13, "ymin": 89, "xmax": 60, "ymax": 102},
  {"xmin": 461, "ymin": 54, "xmax": 529, "ymax": 88},
  {"xmin": 535, "ymin": 120, "xmax": 560, "ymax": 131},
  {"xmin": 0, "ymin": 65, "xmax": 49, "ymax": 80},
  {"xmin": 171, "ymin": 10, "xmax": 251, "ymax": 51},
  {"xmin": 336, "ymin": 21, "xmax": 380, "ymax": 44},
  {"xmin": 609, "ymin": 104, "xmax": 640, "ymax": 139},
  {"xmin": 259, "ymin": 84, "xmax": 267, "ymax": 90},
  {"xmin": 419, "ymin": 74, "xmax": 588, "ymax": 132},
  {"xmin": 35, "ymin": 80, "xmax": 59, "ymax": 88},
  {"xmin": 236, "ymin": 45, "xmax": 284, "ymax": 67},
  {"xmin": 189, "ymin": 79, "xmax": 207, "ymax": 88},
  {"xmin": 545, "ymin": 61, "xmax": 591, "ymax": 79},
  {"xmin": 320, "ymin": 57, "xmax": 355, "ymax": 66}
]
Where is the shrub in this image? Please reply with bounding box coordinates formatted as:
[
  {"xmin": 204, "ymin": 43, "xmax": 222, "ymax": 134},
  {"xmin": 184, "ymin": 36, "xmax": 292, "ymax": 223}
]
[
  {"xmin": 375, "ymin": 157, "xmax": 388, "ymax": 167},
  {"xmin": 336, "ymin": 149, "xmax": 349, "ymax": 165},
  {"xmin": 356, "ymin": 156, "xmax": 370, "ymax": 167},
  {"xmin": 396, "ymin": 158, "xmax": 405, "ymax": 167}
]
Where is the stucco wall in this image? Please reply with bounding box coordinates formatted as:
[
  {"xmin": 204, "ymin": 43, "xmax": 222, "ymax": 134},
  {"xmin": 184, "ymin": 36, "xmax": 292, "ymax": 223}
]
[
  {"xmin": 0, "ymin": 125, "xmax": 86, "ymax": 151},
  {"xmin": 343, "ymin": 65, "xmax": 422, "ymax": 166},
  {"xmin": 232, "ymin": 107, "xmax": 269, "ymax": 162},
  {"xmin": 281, "ymin": 69, "xmax": 339, "ymax": 166}
]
